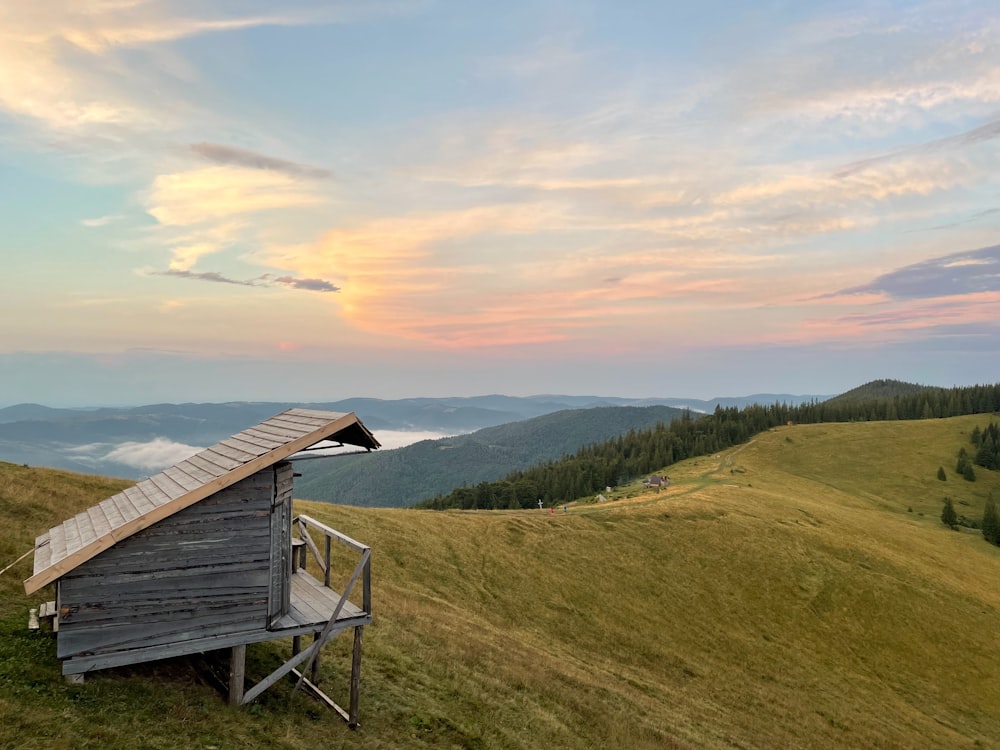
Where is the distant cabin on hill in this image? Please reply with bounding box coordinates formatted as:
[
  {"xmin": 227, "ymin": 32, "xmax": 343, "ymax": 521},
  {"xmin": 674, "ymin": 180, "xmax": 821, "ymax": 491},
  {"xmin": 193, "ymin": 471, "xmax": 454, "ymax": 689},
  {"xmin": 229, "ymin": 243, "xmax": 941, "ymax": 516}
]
[
  {"xmin": 23, "ymin": 408, "xmax": 380, "ymax": 726},
  {"xmin": 644, "ymin": 475, "xmax": 670, "ymax": 489}
]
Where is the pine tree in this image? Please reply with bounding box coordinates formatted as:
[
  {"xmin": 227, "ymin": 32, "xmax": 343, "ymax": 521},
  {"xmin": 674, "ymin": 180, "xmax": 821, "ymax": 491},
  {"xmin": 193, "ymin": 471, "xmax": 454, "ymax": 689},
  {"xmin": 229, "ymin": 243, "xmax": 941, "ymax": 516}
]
[
  {"xmin": 941, "ymin": 497, "xmax": 958, "ymax": 528},
  {"xmin": 962, "ymin": 462, "xmax": 976, "ymax": 482},
  {"xmin": 982, "ymin": 497, "xmax": 999, "ymax": 545},
  {"xmin": 956, "ymin": 447, "xmax": 970, "ymax": 475},
  {"xmin": 937, "ymin": 466, "xmax": 947, "ymax": 481}
]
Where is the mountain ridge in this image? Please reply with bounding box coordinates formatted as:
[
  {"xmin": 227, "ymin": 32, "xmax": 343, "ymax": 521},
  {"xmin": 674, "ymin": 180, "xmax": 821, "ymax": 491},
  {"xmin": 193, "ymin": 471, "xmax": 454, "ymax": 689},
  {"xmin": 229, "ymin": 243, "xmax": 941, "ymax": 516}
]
[{"xmin": 0, "ymin": 392, "xmax": 828, "ymax": 478}]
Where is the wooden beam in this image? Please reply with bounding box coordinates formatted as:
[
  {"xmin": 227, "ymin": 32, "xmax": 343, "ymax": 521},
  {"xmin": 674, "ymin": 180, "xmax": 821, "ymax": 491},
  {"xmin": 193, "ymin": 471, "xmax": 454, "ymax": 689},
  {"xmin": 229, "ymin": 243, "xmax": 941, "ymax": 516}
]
[
  {"xmin": 240, "ymin": 641, "xmax": 319, "ymax": 705},
  {"xmin": 296, "ymin": 515, "xmax": 369, "ymax": 554},
  {"xmin": 290, "ymin": 668, "xmax": 351, "ymax": 723},
  {"xmin": 296, "ymin": 522, "xmax": 327, "ymax": 574}
]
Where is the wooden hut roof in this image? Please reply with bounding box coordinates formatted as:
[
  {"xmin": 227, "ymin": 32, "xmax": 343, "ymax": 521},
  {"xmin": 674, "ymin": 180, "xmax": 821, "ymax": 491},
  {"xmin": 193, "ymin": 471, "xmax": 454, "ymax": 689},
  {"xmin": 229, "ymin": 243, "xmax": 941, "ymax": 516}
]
[{"xmin": 24, "ymin": 408, "xmax": 379, "ymax": 595}]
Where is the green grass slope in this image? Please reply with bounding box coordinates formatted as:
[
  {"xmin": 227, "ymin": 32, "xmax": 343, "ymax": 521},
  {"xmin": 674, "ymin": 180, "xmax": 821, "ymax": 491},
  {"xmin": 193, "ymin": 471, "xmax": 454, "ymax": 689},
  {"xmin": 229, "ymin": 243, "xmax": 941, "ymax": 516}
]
[{"xmin": 2, "ymin": 414, "xmax": 1000, "ymax": 749}]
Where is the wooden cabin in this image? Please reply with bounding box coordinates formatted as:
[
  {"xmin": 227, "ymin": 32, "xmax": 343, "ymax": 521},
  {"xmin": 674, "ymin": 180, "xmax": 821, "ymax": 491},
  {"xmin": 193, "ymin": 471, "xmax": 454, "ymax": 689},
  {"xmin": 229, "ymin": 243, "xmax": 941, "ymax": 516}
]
[{"xmin": 23, "ymin": 408, "xmax": 380, "ymax": 725}]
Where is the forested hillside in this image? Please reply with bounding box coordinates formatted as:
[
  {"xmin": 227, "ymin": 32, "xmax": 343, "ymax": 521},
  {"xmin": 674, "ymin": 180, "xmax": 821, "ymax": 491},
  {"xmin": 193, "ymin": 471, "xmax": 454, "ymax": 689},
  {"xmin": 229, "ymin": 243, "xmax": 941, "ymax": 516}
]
[
  {"xmin": 294, "ymin": 405, "xmax": 685, "ymax": 507},
  {"xmin": 823, "ymin": 378, "xmax": 932, "ymax": 404},
  {"xmin": 422, "ymin": 380, "xmax": 1000, "ymax": 510}
]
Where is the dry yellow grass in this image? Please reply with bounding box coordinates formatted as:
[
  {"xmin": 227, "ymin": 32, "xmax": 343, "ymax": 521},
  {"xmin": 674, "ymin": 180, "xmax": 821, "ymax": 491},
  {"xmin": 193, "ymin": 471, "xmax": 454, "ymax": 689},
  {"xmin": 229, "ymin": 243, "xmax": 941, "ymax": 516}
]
[{"xmin": 2, "ymin": 414, "xmax": 999, "ymax": 749}]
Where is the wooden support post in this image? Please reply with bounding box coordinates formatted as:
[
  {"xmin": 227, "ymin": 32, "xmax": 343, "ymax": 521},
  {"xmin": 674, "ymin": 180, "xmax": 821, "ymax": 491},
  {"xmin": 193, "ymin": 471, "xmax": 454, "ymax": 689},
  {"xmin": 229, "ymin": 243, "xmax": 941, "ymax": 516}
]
[
  {"xmin": 292, "ymin": 635, "xmax": 301, "ymax": 656},
  {"xmin": 324, "ymin": 535, "xmax": 332, "ymax": 587},
  {"xmin": 311, "ymin": 632, "xmax": 321, "ymax": 684},
  {"xmin": 349, "ymin": 625, "xmax": 364, "ymax": 729},
  {"xmin": 362, "ymin": 556, "xmax": 371, "ymax": 615},
  {"xmin": 229, "ymin": 644, "xmax": 246, "ymax": 706}
]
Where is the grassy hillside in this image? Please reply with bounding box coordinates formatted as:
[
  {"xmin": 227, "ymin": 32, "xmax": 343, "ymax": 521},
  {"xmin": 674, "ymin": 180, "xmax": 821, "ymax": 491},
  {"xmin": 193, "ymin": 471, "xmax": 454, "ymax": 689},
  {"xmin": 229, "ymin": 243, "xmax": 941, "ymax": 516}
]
[
  {"xmin": 2, "ymin": 415, "xmax": 1000, "ymax": 748},
  {"xmin": 295, "ymin": 405, "xmax": 684, "ymax": 507}
]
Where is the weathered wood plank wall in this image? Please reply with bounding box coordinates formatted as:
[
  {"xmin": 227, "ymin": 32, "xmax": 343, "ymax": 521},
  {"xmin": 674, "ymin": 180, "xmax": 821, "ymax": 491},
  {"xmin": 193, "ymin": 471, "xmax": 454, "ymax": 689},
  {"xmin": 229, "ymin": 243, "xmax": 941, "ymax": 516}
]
[{"xmin": 57, "ymin": 468, "xmax": 278, "ymax": 665}]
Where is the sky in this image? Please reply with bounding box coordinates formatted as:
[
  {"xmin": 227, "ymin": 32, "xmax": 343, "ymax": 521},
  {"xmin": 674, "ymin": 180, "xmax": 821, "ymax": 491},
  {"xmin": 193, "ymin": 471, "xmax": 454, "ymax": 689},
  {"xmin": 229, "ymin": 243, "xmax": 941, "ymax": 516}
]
[{"xmin": 1, "ymin": 0, "xmax": 999, "ymax": 406}]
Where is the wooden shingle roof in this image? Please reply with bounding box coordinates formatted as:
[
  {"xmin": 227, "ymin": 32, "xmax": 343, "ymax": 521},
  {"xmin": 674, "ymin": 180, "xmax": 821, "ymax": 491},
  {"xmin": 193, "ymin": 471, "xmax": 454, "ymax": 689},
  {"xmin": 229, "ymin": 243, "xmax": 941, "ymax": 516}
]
[{"xmin": 24, "ymin": 408, "xmax": 379, "ymax": 595}]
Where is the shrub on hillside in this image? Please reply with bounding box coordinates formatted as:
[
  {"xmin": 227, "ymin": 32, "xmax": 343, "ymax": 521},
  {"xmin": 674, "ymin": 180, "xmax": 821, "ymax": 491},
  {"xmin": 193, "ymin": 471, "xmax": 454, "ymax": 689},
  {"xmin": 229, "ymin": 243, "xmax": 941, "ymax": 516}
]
[
  {"xmin": 982, "ymin": 496, "xmax": 999, "ymax": 546},
  {"xmin": 941, "ymin": 497, "xmax": 958, "ymax": 529}
]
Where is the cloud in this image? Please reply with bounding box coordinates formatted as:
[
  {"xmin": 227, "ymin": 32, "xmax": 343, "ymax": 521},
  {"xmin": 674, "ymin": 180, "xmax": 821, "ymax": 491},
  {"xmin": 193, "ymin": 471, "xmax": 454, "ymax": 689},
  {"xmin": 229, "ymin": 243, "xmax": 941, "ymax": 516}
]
[
  {"xmin": 151, "ymin": 268, "xmax": 339, "ymax": 292},
  {"xmin": 915, "ymin": 206, "xmax": 1000, "ymax": 232},
  {"xmin": 143, "ymin": 165, "xmax": 329, "ymax": 269},
  {"xmin": 102, "ymin": 438, "xmax": 203, "ymax": 472},
  {"xmin": 81, "ymin": 215, "xmax": 121, "ymax": 227},
  {"xmin": 835, "ymin": 118, "xmax": 1000, "ymax": 178},
  {"xmin": 0, "ymin": 4, "xmax": 314, "ymax": 132},
  {"xmin": 263, "ymin": 275, "xmax": 340, "ymax": 292},
  {"xmin": 152, "ymin": 268, "xmax": 258, "ymax": 287},
  {"xmin": 837, "ymin": 245, "xmax": 1000, "ymax": 300},
  {"xmin": 190, "ymin": 142, "xmax": 332, "ymax": 179},
  {"xmin": 718, "ymin": 9, "xmax": 1000, "ymax": 136},
  {"xmin": 146, "ymin": 166, "xmax": 327, "ymax": 227},
  {"xmin": 65, "ymin": 437, "xmax": 203, "ymax": 473}
]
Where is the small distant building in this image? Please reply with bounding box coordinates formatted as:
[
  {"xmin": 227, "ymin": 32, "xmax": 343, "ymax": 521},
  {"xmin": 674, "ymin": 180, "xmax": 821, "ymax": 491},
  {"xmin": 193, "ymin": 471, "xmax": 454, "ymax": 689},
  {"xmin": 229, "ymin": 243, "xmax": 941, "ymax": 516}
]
[
  {"xmin": 597, "ymin": 494, "xmax": 608, "ymax": 503},
  {"xmin": 644, "ymin": 475, "xmax": 670, "ymax": 489},
  {"xmin": 23, "ymin": 408, "xmax": 380, "ymax": 725}
]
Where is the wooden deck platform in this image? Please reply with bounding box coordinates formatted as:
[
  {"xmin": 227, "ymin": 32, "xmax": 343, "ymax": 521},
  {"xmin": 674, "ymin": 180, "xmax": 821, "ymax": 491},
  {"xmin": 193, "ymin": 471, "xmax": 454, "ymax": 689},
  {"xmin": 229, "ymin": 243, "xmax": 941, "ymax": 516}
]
[{"xmin": 272, "ymin": 570, "xmax": 370, "ymax": 633}]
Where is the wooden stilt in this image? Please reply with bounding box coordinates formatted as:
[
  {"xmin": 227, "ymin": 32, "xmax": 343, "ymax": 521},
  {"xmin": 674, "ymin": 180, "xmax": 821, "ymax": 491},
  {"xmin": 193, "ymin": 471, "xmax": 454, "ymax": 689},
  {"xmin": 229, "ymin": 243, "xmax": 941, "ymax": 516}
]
[
  {"xmin": 310, "ymin": 632, "xmax": 321, "ymax": 684},
  {"xmin": 292, "ymin": 635, "xmax": 301, "ymax": 656},
  {"xmin": 229, "ymin": 644, "xmax": 246, "ymax": 706},
  {"xmin": 349, "ymin": 625, "xmax": 364, "ymax": 728}
]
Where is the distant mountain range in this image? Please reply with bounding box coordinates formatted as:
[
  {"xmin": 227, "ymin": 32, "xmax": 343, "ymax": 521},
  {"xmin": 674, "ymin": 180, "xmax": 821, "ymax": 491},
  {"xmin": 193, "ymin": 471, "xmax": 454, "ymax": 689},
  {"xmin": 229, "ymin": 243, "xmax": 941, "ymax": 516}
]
[{"xmin": 0, "ymin": 392, "xmax": 829, "ymax": 481}]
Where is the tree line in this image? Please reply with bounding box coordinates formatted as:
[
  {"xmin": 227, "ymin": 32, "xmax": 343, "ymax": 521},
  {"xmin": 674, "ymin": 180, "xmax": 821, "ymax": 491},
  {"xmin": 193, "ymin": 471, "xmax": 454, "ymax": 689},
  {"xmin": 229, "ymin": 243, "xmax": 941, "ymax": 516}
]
[
  {"xmin": 943, "ymin": 419, "xmax": 1000, "ymax": 548},
  {"xmin": 419, "ymin": 382, "xmax": 1000, "ymax": 511}
]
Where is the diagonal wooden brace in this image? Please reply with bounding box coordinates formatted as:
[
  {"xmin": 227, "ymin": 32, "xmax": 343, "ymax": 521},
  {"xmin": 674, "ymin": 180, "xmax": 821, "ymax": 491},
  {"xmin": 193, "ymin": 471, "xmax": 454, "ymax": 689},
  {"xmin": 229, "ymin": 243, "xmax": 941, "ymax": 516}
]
[{"xmin": 291, "ymin": 547, "xmax": 370, "ymax": 700}]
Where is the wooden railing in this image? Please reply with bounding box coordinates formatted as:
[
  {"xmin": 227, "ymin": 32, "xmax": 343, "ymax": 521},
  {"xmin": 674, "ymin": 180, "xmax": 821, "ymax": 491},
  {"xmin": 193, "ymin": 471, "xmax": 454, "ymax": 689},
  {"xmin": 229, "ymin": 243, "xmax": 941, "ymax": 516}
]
[
  {"xmin": 292, "ymin": 514, "xmax": 371, "ymax": 617},
  {"xmin": 237, "ymin": 514, "xmax": 370, "ymax": 724}
]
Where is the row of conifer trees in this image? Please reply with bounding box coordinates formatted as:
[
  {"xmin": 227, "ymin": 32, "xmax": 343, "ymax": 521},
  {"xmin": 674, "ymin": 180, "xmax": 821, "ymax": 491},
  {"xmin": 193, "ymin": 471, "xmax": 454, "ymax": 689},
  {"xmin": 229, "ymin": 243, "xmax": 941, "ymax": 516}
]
[{"xmin": 420, "ymin": 382, "xmax": 1000, "ymax": 511}]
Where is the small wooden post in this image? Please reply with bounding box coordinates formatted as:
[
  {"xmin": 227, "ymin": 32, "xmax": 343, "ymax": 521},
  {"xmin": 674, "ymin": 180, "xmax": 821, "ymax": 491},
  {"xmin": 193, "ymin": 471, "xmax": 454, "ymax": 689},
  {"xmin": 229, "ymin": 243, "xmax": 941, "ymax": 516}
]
[
  {"xmin": 229, "ymin": 644, "xmax": 246, "ymax": 706},
  {"xmin": 310, "ymin": 632, "xmax": 321, "ymax": 684},
  {"xmin": 292, "ymin": 635, "xmax": 301, "ymax": 656},
  {"xmin": 349, "ymin": 626, "xmax": 364, "ymax": 728},
  {"xmin": 362, "ymin": 556, "xmax": 371, "ymax": 616},
  {"xmin": 324, "ymin": 536, "xmax": 332, "ymax": 587}
]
